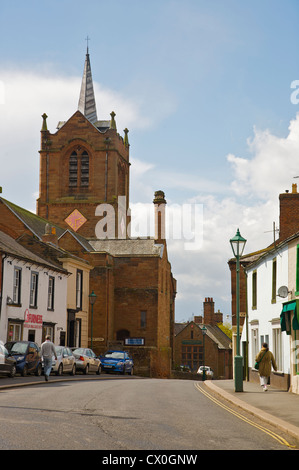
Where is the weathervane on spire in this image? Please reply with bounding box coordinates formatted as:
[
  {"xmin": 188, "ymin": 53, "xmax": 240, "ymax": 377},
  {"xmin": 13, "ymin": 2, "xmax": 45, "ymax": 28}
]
[{"xmin": 86, "ymin": 35, "xmax": 90, "ymax": 54}]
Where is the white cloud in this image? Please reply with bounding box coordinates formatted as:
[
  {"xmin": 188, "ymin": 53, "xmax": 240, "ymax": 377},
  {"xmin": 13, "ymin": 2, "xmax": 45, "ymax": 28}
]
[
  {"xmin": 228, "ymin": 114, "xmax": 299, "ymax": 201},
  {"xmin": 129, "ymin": 116, "xmax": 299, "ymax": 321}
]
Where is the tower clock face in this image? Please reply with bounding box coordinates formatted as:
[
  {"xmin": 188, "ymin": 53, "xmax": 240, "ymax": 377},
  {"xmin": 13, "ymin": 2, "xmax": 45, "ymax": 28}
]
[{"xmin": 65, "ymin": 209, "xmax": 87, "ymax": 232}]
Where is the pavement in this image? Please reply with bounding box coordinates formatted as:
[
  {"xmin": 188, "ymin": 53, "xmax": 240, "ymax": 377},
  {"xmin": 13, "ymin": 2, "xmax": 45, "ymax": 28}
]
[{"xmin": 204, "ymin": 379, "xmax": 299, "ymax": 442}]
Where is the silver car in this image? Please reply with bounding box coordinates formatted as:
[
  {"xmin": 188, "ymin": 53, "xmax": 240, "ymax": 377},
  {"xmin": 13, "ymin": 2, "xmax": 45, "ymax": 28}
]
[
  {"xmin": 71, "ymin": 347, "xmax": 101, "ymax": 375},
  {"xmin": 43, "ymin": 346, "xmax": 76, "ymax": 376}
]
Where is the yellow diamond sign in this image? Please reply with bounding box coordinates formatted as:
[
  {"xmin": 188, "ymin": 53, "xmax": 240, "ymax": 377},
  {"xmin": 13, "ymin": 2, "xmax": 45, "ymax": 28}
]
[{"xmin": 65, "ymin": 209, "xmax": 87, "ymax": 232}]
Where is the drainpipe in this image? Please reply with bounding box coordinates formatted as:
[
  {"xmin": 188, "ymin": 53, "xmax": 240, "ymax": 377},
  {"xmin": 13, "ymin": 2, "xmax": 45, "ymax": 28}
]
[
  {"xmin": 243, "ymin": 266, "xmax": 249, "ymax": 381},
  {"xmin": 0, "ymin": 253, "xmax": 7, "ymax": 321}
]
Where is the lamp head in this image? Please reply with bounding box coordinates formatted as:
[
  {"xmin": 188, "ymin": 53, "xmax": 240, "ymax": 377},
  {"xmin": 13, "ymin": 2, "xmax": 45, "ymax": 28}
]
[
  {"xmin": 89, "ymin": 290, "xmax": 97, "ymax": 305},
  {"xmin": 230, "ymin": 228, "xmax": 247, "ymax": 258}
]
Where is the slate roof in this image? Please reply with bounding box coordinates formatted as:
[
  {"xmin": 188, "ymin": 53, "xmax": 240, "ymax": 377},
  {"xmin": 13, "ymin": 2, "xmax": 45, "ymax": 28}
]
[
  {"xmin": 0, "ymin": 198, "xmax": 94, "ymax": 253},
  {"xmin": 0, "ymin": 231, "xmax": 67, "ymax": 273},
  {"xmin": 174, "ymin": 321, "xmax": 232, "ymax": 350},
  {"xmin": 88, "ymin": 238, "xmax": 164, "ymax": 257},
  {"xmin": 1, "ymin": 197, "xmax": 165, "ymax": 259}
]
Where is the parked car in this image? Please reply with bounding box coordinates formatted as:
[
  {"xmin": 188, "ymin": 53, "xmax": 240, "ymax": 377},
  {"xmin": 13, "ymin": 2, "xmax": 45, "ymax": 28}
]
[
  {"xmin": 197, "ymin": 365, "xmax": 214, "ymax": 378},
  {"xmin": 100, "ymin": 350, "xmax": 134, "ymax": 375},
  {"xmin": 71, "ymin": 347, "xmax": 101, "ymax": 374},
  {"xmin": 42, "ymin": 346, "xmax": 76, "ymax": 376},
  {"xmin": 0, "ymin": 342, "xmax": 17, "ymax": 377},
  {"xmin": 179, "ymin": 365, "xmax": 191, "ymax": 372},
  {"xmin": 5, "ymin": 340, "xmax": 42, "ymax": 376}
]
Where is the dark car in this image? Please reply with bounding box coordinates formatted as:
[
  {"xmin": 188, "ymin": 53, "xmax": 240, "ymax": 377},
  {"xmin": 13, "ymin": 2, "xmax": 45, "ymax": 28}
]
[
  {"xmin": 100, "ymin": 350, "xmax": 134, "ymax": 375},
  {"xmin": 0, "ymin": 342, "xmax": 17, "ymax": 377},
  {"xmin": 5, "ymin": 340, "xmax": 42, "ymax": 376}
]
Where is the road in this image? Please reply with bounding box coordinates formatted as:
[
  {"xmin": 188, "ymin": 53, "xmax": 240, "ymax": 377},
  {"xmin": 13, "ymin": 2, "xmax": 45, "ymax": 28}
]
[{"xmin": 0, "ymin": 375, "xmax": 298, "ymax": 452}]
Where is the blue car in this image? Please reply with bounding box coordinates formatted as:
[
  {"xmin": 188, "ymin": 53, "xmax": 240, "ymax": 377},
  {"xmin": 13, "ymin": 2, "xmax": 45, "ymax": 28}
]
[
  {"xmin": 100, "ymin": 350, "xmax": 134, "ymax": 375},
  {"xmin": 5, "ymin": 340, "xmax": 42, "ymax": 376}
]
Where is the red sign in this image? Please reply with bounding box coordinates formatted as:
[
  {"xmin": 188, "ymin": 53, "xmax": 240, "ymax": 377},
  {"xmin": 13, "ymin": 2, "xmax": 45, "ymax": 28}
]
[{"xmin": 24, "ymin": 309, "xmax": 43, "ymax": 329}]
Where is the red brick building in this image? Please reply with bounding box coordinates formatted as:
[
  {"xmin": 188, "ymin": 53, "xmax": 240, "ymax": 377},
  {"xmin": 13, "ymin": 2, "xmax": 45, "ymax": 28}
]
[
  {"xmin": 174, "ymin": 298, "xmax": 232, "ymax": 379},
  {"xmin": 34, "ymin": 49, "xmax": 176, "ymax": 376}
]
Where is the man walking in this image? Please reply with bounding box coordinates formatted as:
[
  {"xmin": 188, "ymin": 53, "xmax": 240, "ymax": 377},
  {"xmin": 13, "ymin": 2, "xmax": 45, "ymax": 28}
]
[{"xmin": 41, "ymin": 335, "xmax": 57, "ymax": 381}]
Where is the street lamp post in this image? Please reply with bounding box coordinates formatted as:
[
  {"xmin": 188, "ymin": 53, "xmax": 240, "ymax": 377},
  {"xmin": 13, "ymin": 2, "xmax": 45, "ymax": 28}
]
[
  {"xmin": 230, "ymin": 228, "xmax": 247, "ymax": 392},
  {"xmin": 88, "ymin": 290, "xmax": 97, "ymax": 350},
  {"xmin": 202, "ymin": 325, "xmax": 207, "ymax": 381}
]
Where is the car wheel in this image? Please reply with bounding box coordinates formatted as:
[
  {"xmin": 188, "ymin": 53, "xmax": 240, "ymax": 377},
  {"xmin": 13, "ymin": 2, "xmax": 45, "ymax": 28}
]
[
  {"xmin": 21, "ymin": 365, "xmax": 28, "ymax": 377},
  {"xmin": 35, "ymin": 363, "xmax": 42, "ymax": 376},
  {"xmin": 9, "ymin": 364, "xmax": 16, "ymax": 378},
  {"xmin": 96, "ymin": 365, "xmax": 101, "ymax": 375},
  {"xmin": 70, "ymin": 364, "xmax": 76, "ymax": 376},
  {"xmin": 84, "ymin": 364, "xmax": 89, "ymax": 375},
  {"xmin": 56, "ymin": 364, "xmax": 63, "ymax": 376},
  {"xmin": 122, "ymin": 366, "xmax": 126, "ymax": 375}
]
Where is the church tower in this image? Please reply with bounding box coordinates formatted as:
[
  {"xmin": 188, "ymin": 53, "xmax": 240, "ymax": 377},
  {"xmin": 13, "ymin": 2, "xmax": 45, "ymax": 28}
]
[{"xmin": 37, "ymin": 48, "xmax": 131, "ymax": 239}]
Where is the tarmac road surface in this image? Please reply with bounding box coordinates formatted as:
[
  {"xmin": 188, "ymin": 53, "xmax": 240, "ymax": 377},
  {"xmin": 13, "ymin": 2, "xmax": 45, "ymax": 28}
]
[{"xmin": 0, "ymin": 376, "xmax": 298, "ymax": 451}]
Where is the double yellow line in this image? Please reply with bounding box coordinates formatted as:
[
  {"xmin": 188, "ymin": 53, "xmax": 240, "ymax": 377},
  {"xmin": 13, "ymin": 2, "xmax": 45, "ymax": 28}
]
[{"xmin": 194, "ymin": 383, "xmax": 296, "ymax": 449}]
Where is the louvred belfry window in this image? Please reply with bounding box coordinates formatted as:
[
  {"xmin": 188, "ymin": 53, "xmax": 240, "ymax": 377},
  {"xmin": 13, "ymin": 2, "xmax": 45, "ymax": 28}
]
[
  {"xmin": 69, "ymin": 149, "xmax": 89, "ymax": 188},
  {"xmin": 69, "ymin": 151, "xmax": 78, "ymax": 187},
  {"xmin": 80, "ymin": 151, "xmax": 89, "ymax": 187}
]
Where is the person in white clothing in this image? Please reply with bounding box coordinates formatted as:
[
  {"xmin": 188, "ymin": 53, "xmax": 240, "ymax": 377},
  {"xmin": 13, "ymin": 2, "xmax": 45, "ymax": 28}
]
[{"xmin": 41, "ymin": 335, "xmax": 57, "ymax": 381}]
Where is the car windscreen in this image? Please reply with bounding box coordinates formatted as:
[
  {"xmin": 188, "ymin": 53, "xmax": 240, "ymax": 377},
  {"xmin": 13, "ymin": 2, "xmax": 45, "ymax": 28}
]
[
  {"xmin": 72, "ymin": 348, "xmax": 84, "ymax": 355},
  {"xmin": 104, "ymin": 351, "xmax": 125, "ymax": 359},
  {"xmin": 55, "ymin": 346, "xmax": 63, "ymax": 356},
  {"xmin": 6, "ymin": 342, "xmax": 27, "ymax": 355}
]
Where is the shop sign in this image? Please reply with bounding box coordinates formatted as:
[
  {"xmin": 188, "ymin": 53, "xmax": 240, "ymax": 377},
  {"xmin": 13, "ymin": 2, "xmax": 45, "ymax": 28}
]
[
  {"xmin": 125, "ymin": 338, "xmax": 144, "ymax": 345},
  {"xmin": 24, "ymin": 309, "xmax": 43, "ymax": 329}
]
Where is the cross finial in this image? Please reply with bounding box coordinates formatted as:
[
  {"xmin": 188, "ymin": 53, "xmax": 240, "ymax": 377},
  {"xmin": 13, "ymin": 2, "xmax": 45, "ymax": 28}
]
[{"xmin": 85, "ymin": 36, "xmax": 90, "ymax": 54}]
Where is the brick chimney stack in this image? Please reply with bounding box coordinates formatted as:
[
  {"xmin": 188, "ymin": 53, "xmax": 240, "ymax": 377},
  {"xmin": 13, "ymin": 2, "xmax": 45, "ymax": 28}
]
[
  {"xmin": 42, "ymin": 223, "xmax": 58, "ymax": 245},
  {"xmin": 204, "ymin": 297, "xmax": 215, "ymax": 325},
  {"xmin": 153, "ymin": 190, "xmax": 166, "ymax": 243},
  {"xmin": 279, "ymin": 183, "xmax": 299, "ymax": 242},
  {"xmin": 203, "ymin": 297, "xmax": 223, "ymax": 326}
]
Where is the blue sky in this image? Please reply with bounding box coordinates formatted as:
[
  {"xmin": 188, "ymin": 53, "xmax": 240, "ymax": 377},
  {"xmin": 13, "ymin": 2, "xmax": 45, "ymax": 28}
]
[{"xmin": 1, "ymin": 0, "xmax": 299, "ymax": 322}]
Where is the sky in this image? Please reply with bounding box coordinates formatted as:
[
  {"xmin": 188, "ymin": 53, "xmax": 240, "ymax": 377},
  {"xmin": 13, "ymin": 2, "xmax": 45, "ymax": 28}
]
[{"xmin": 0, "ymin": 0, "xmax": 299, "ymax": 323}]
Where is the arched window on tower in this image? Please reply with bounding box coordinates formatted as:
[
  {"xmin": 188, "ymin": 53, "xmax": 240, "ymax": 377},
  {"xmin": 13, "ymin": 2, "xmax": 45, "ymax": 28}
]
[
  {"xmin": 69, "ymin": 151, "xmax": 78, "ymax": 187},
  {"xmin": 80, "ymin": 151, "xmax": 89, "ymax": 187},
  {"xmin": 68, "ymin": 149, "xmax": 90, "ymax": 189}
]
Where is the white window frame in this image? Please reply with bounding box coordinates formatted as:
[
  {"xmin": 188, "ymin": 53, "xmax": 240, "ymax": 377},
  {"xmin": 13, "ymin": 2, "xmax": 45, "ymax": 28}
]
[
  {"xmin": 47, "ymin": 276, "xmax": 55, "ymax": 310},
  {"xmin": 13, "ymin": 267, "xmax": 21, "ymax": 304},
  {"xmin": 272, "ymin": 323, "xmax": 283, "ymax": 372},
  {"xmin": 251, "ymin": 326, "xmax": 259, "ymax": 367},
  {"xmin": 30, "ymin": 272, "xmax": 38, "ymax": 307}
]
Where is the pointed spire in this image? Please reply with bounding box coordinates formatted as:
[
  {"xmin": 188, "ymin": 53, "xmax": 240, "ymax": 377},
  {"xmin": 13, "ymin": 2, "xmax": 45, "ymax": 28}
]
[{"xmin": 78, "ymin": 43, "xmax": 98, "ymax": 123}]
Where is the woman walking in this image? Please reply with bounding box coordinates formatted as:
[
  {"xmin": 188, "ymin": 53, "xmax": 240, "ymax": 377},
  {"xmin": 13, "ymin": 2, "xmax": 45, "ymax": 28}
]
[{"xmin": 255, "ymin": 342, "xmax": 277, "ymax": 391}]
